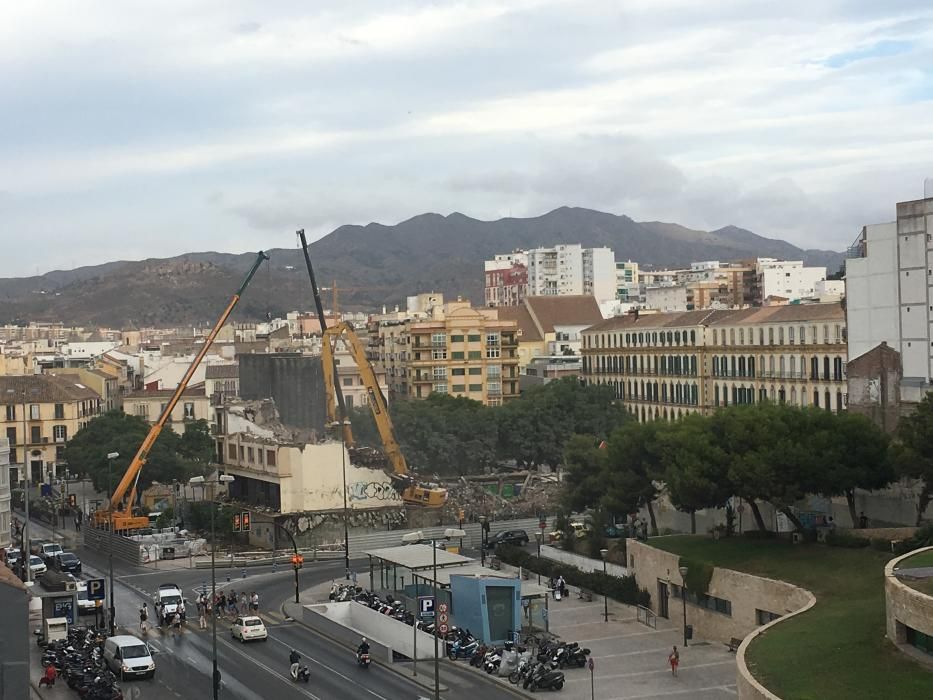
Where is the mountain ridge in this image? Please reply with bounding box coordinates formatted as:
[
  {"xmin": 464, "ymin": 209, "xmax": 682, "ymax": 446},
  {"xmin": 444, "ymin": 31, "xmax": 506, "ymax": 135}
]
[{"xmin": 0, "ymin": 207, "xmax": 844, "ymax": 326}]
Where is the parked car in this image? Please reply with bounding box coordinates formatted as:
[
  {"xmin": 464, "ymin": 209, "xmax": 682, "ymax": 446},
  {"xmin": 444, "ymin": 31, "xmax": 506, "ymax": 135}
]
[
  {"xmin": 548, "ymin": 522, "xmax": 593, "ymax": 543},
  {"xmin": 486, "ymin": 529, "xmax": 530, "ymax": 549},
  {"xmin": 76, "ymin": 581, "xmax": 103, "ymax": 615},
  {"xmin": 28, "ymin": 555, "xmax": 47, "ymax": 577},
  {"xmin": 53, "ymin": 552, "xmax": 82, "ymax": 575},
  {"xmin": 5, "ymin": 547, "xmax": 22, "ymax": 569},
  {"xmin": 230, "ymin": 616, "xmax": 268, "ymax": 643},
  {"xmin": 40, "ymin": 542, "xmax": 64, "ymax": 564},
  {"xmin": 103, "ymin": 635, "xmax": 156, "ymax": 680}
]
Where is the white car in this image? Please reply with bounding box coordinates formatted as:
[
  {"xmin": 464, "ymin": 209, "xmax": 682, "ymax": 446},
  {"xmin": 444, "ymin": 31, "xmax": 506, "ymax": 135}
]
[
  {"xmin": 76, "ymin": 581, "xmax": 103, "ymax": 615},
  {"xmin": 40, "ymin": 542, "xmax": 64, "ymax": 564},
  {"xmin": 230, "ymin": 616, "xmax": 268, "ymax": 643},
  {"xmin": 29, "ymin": 555, "xmax": 47, "ymax": 576}
]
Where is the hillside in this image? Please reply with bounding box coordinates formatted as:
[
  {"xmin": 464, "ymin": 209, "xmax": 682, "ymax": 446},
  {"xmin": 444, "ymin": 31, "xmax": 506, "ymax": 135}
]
[{"xmin": 0, "ymin": 207, "xmax": 844, "ymax": 326}]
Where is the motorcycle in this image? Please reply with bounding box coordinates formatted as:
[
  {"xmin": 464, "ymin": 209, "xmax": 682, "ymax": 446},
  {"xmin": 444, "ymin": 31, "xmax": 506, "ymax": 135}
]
[
  {"xmin": 357, "ymin": 652, "xmax": 371, "ymax": 669},
  {"xmin": 524, "ymin": 661, "xmax": 565, "ymax": 692},
  {"xmin": 447, "ymin": 637, "xmax": 478, "ymax": 660},
  {"xmin": 290, "ymin": 664, "xmax": 310, "ymax": 683}
]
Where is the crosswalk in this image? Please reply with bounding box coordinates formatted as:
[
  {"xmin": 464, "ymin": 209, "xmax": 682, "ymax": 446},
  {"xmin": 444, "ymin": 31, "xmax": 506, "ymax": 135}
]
[{"xmin": 139, "ymin": 609, "xmax": 288, "ymax": 639}]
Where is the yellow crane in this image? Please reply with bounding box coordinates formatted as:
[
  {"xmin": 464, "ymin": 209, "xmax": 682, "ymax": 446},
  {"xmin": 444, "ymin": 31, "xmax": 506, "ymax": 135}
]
[
  {"xmin": 319, "ymin": 281, "xmax": 395, "ymax": 322},
  {"xmin": 320, "ymin": 322, "xmax": 447, "ymax": 508},
  {"xmin": 94, "ymin": 251, "xmax": 270, "ymax": 530}
]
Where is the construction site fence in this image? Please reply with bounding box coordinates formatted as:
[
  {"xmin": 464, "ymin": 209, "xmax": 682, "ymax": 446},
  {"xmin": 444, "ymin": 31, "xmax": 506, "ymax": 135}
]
[
  {"xmin": 82, "ymin": 524, "xmax": 144, "ymax": 566},
  {"xmin": 346, "ymin": 515, "xmax": 555, "ymax": 556}
]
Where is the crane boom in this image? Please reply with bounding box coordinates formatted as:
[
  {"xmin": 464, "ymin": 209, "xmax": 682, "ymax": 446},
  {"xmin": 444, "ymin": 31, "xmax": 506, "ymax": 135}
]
[{"xmin": 98, "ymin": 251, "xmax": 269, "ymax": 529}]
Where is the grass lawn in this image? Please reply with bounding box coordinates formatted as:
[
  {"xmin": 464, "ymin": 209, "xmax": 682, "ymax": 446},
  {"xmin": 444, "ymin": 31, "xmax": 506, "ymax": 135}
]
[
  {"xmin": 900, "ymin": 549, "xmax": 933, "ymax": 596},
  {"xmin": 650, "ymin": 536, "xmax": 933, "ymax": 700}
]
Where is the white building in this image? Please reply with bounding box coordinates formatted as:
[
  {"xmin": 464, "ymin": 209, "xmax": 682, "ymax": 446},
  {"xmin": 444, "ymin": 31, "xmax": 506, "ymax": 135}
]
[
  {"xmin": 526, "ymin": 245, "xmax": 616, "ymax": 302},
  {"xmin": 757, "ymin": 259, "xmax": 827, "ymax": 302},
  {"xmin": 0, "ymin": 438, "xmax": 10, "ymax": 554},
  {"xmin": 615, "ymin": 261, "xmax": 641, "ymax": 302},
  {"xmin": 846, "ymin": 195, "xmax": 933, "ymax": 401},
  {"xmin": 645, "ymin": 286, "xmax": 688, "ymax": 312}
]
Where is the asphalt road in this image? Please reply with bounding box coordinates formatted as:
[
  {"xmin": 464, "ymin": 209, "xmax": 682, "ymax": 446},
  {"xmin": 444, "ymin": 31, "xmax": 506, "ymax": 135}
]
[{"xmin": 65, "ymin": 536, "xmax": 517, "ymax": 700}]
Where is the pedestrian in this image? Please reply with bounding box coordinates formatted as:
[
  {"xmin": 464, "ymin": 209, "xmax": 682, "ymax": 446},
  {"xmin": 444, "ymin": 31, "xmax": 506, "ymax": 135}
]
[
  {"xmin": 155, "ymin": 601, "xmax": 164, "ymax": 626},
  {"xmin": 139, "ymin": 603, "xmax": 149, "ymax": 634},
  {"xmin": 558, "ymin": 575, "xmax": 567, "ymax": 599},
  {"xmin": 171, "ymin": 611, "xmax": 182, "ymax": 638},
  {"xmin": 204, "ymin": 597, "xmax": 212, "ymax": 628},
  {"xmin": 197, "ymin": 597, "xmax": 207, "ymax": 630},
  {"xmin": 38, "ymin": 663, "xmax": 57, "ymax": 687},
  {"xmin": 250, "ymin": 591, "xmax": 259, "ymax": 613},
  {"xmin": 74, "ymin": 515, "xmax": 80, "ymax": 531},
  {"xmin": 859, "ymin": 511, "xmax": 868, "ymax": 529},
  {"xmin": 668, "ymin": 645, "xmax": 680, "ymax": 677},
  {"xmin": 239, "ymin": 591, "xmax": 248, "ymax": 615}
]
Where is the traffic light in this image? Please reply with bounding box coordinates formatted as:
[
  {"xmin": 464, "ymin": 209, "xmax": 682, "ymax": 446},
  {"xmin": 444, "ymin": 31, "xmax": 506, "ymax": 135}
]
[
  {"xmin": 291, "ymin": 554, "xmax": 304, "ymax": 569},
  {"xmin": 68, "ymin": 494, "xmax": 77, "ymax": 508},
  {"xmin": 241, "ymin": 512, "xmax": 251, "ymax": 532},
  {"xmin": 233, "ymin": 513, "xmax": 241, "ymax": 532}
]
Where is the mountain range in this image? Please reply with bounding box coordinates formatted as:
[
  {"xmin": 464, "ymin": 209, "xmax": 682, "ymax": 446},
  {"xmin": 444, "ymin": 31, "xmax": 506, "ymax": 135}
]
[{"xmin": 0, "ymin": 207, "xmax": 844, "ymax": 327}]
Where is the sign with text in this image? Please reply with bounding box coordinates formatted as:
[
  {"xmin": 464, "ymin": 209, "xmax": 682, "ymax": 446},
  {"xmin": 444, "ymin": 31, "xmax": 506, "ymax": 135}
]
[
  {"xmin": 418, "ymin": 596, "xmax": 435, "ymax": 618},
  {"xmin": 87, "ymin": 579, "xmax": 106, "ymax": 601}
]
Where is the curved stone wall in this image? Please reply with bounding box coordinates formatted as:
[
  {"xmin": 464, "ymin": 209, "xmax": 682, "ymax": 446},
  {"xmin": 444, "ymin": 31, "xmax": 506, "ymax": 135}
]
[{"xmin": 885, "ymin": 546, "xmax": 933, "ymax": 650}]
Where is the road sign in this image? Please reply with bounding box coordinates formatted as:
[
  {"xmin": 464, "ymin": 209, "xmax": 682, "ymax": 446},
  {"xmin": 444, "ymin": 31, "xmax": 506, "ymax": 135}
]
[
  {"xmin": 438, "ymin": 623, "xmax": 449, "ymax": 635},
  {"xmin": 438, "ymin": 603, "xmax": 448, "ymax": 614},
  {"xmin": 418, "ymin": 596, "xmax": 435, "ymax": 617},
  {"xmin": 87, "ymin": 578, "xmax": 106, "ymax": 601},
  {"xmin": 438, "ymin": 612, "xmax": 449, "ymax": 626},
  {"xmin": 588, "ymin": 657, "xmax": 595, "ymax": 671}
]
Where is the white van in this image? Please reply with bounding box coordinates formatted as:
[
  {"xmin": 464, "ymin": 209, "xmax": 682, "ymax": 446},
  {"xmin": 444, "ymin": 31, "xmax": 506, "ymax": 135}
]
[{"xmin": 103, "ymin": 635, "xmax": 156, "ymax": 680}]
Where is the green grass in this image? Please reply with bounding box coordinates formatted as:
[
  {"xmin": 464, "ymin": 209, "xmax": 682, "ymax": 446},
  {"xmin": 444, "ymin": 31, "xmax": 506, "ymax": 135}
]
[
  {"xmin": 650, "ymin": 535, "xmax": 933, "ymax": 700},
  {"xmin": 901, "ymin": 550, "xmax": 933, "ymax": 569}
]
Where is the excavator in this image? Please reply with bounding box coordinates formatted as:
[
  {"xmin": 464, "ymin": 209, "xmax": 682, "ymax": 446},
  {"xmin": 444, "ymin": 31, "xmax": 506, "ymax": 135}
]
[
  {"xmin": 94, "ymin": 251, "xmax": 270, "ymax": 531},
  {"xmin": 295, "ymin": 229, "xmax": 446, "ymax": 508},
  {"xmin": 320, "ymin": 323, "xmax": 447, "ymax": 507}
]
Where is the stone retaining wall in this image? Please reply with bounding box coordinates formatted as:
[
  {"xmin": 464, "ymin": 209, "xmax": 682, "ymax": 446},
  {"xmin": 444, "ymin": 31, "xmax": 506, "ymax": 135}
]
[{"xmin": 885, "ymin": 546, "xmax": 933, "ymax": 648}]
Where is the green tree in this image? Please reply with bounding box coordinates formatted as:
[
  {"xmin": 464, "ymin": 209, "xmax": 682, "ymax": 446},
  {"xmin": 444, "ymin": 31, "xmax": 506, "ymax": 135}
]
[
  {"xmin": 894, "ymin": 392, "xmax": 933, "ymax": 525},
  {"xmin": 604, "ymin": 421, "xmax": 663, "ymax": 535},
  {"xmin": 63, "ymin": 411, "xmax": 212, "ymax": 506},
  {"xmin": 659, "ymin": 413, "xmax": 731, "ymax": 534},
  {"xmin": 562, "ymin": 434, "xmax": 608, "ymax": 512}
]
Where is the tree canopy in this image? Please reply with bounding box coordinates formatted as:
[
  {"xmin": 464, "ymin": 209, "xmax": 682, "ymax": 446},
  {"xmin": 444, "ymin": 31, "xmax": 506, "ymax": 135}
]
[
  {"xmin": 894, "ymin": 393, "xmax": 933, "ymax": 524},
  {"xmin": 63, "ymin": 411, "xmax": 215, "ymax": 502}
]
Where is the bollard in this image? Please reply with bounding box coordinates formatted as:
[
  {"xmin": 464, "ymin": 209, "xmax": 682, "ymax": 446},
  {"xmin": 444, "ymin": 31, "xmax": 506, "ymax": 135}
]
[
  {"xmin": 226, "ymin": 573, "xmax": 230, "ymax": 584},
  {"xmin": 242, "ymin": 568, "xmax": 246, "ymax": 579}
]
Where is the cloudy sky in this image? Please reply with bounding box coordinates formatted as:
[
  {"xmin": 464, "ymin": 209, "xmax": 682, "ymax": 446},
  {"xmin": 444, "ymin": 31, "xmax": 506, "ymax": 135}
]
[{"xmin": 1, "ymin": 0, "xmax": 932, "ymax": 277}]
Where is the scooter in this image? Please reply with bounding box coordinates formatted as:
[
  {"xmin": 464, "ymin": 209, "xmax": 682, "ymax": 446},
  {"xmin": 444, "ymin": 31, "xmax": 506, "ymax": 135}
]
[
  {"xmin": 524, "ymin": 662, "xmax": 565, "ymax": 691},
  {"xmin": 290, "ymin": 664, "xmax": 310, "ymax": 683},
  {"xmin": 357, "ymin": 652, "xmax": 371, "ymax": 669}
]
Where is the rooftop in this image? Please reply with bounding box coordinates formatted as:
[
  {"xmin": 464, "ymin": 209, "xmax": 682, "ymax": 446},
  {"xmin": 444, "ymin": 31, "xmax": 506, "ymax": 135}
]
[
  {"xmin": 364, "ymin": 543, "xmax": 473, "ymax": 570},
  {"xmin": 0, "ymin": 374, "xmax": 102, "ymax": 404},
  {"xmin": 524, "ymin": 295, "xmax": 603, "ymax": 333},
  {"xmin": 125, "ymin": 383, "xmax": 206, "ymax": 399},
  {"xmin": 205, "ymin": 363, "xmax": 239, "ymax": 379}
]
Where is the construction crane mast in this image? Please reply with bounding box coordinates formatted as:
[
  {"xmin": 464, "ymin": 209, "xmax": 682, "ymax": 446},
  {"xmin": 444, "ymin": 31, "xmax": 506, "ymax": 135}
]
[{"xmin": 94, "ymin": 251, "xmax": 270, "ymax": 531}]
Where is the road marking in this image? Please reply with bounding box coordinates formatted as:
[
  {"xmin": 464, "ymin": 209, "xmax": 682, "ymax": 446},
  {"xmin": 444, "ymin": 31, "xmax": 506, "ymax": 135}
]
[
  {"xmin": 217, "ymin": 635, "xmax": 322, "ymax": 700},
  {"xmin": 266, "ymin": 632, "xmax": 391, "ymax": 700},
  {"xmin": 592, "ymin": 645, "xmax": 681, "ymax": 660},
  {"xmin": 564, "ymin": 660, "xmax": 736, "ymax": 682},
  {"xmin": 603, "ymin": 684, "xmax": 739, "ymax": 699}
]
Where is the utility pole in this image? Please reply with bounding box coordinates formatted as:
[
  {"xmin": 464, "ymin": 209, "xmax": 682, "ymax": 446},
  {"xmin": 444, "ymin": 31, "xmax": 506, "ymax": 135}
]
[{"xmin": 107, "ymin": 451, "xmax": 119, "ymax": 636}]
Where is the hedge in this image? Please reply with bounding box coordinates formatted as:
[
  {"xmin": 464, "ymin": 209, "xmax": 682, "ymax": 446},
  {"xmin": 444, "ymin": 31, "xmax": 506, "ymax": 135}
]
[{"xmin": 495, "ymin": 544, "xmax": 651, "ymax": 608}]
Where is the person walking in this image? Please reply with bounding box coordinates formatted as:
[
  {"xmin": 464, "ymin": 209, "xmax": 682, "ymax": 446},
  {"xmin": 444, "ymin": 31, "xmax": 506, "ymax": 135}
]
[
  {"xmin": 668, "ymin": 645, "xmax": 680, "ymax": 677},
  {"xmin": 239, "ymin": 591, "xmax": 248, "ymax": 615},
  {"xmin": 250, "ymin": 591, "xmax": 259, "ymax": 613},
  {"xmin": 171, "ymin": 611, "xmax": 182, "ymax": 638},
  {"xmin": 139, "ymin": 603, "xmax": 149, "ymax": 634},
  {"xmin": 197, "ymin": 596, "xmax": 207, "ymax": 630}
]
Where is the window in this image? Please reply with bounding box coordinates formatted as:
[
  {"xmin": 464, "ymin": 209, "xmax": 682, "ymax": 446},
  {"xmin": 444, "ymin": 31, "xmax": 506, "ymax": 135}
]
[
  {"xmin": 433, "ymin": 383, "xmax": 448, "ymax": 394},
  {"xmin": 452, "ymin": 384, "xmax": 466, "ymax": 392},
  {"xmin": 450, "ymin": 334, "xmax": 464, "ymax": 342},
  {"xmin": 468, "ymin": 367, "xmax": 482, "ymax": 375},
  {"xmin": 31, "ymin": 426, "xmax": 41, "ymax": 443},
  {"xmin": 5, "ymin": 427, "xmax": 15, "ymax": 445},
  {"xmin": 431, "ymin": 332, "xmax": 446, "ymax": 346},
  {"xmin": 487, "ymin": 365, "xmax": 501, "ymax": 378},
  {"xmin": 467, "ymin": 334, "xmax": 482, "ymax": 342},
  {"xmin": 267, "ymin": 449, "xmax": 276, "ymax": 466},
  {"xmin": 768, "ymin": 328, "xmax": 774, "ymax": 345},
  {"xmin": 184, "ymin": 402, "xmax": 195, "ymax": 419},
  {"xmin": 5, "ymin": 405, "xmax": 14, "ymax": 421},
  {"xmin": 671, "ymin": 584, "xmax": 732, "ymax": 616},
  {"xmin": 54, "ymin": 403, "xmax": 64, "ymax": 420},
  {"xmin": 246, "ymin": 447, "xmax": 255, "ymax": 463},
  {"xmin": 788, "ymin": 327, "xmax": 795, "ymax": 345},
  {"xmin": 228, "ymin": 444, "xmax": 237, "ymax": 461},
  {"xmin": 488, "ymin": 382, "xmax": 502, "ymax": 395},
  {"xmin": 30, "ymin": 404, "xmax": 40, "ymax": 420},
  {"xmin": 486, "ymin": 346, "xmax": 500, "ymax": 359},
  {"xmin": 433, "ymin": 367, "xmax": 448, "ymax": 380},
  {"xmin": 452, "ymin": 368, "xmax": 466, "ymax": 376},
  {"xmin": 53, "ymin": 425, "xmax": 67, "ymax": 442},
  {"xmin": 432, "ymin": 348, "xmax": 448, "ymax": 360},
  {"xmin": 486, "ymin": 332, "xmax": 500, "ymax": 346},
  {"xmin": 135, "ymin": 403, "xmax": 149, "ymax": 419},
  {"xmin": 468, "ymin": 350, "xmax": 482, "ymax": 360},
  {"xmin": 238, "ymin": 445, "xmax": 245, "ymax": 461},
  {"xmin": 468, "ymin": 383, "xmax": 483, "ymax": 392},
  {"xmin": 451, "ymin": 351, "xmax": 464, "ymax": 360}
]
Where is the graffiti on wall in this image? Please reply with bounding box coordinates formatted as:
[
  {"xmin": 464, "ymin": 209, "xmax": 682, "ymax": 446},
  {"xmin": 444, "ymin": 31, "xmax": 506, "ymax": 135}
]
[{"xmin": 348, "ymin": 481, "xmax": 403, "ymax": 503}]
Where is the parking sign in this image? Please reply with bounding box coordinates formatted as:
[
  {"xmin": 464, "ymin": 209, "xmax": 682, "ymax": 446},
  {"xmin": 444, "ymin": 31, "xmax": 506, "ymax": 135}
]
[
  {"xmin": 418, "ymin": 596, "xmax": 435, "ymax": 618},
  {"xmin": 87, "ymin": 579, "xmax": 106, "ymax": 601}
]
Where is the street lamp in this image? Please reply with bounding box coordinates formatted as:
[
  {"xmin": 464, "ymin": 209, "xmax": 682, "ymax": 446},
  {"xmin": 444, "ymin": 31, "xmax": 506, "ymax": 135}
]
[
  {"xmin": 190, "ymin": 473, "xmax": 235, "ymax": 700},
  {"xmin": 401, "ymin": 528, "xmax": 466, "ymax": 700},
  {"xmin": 678, "ymin": 565, "xmax": 689, "ymax": 648},
  {"xmin": 328, "ymin": 420, "xmax": 352, "ymax": 580},
  {"xmin": 8, "ymin": 388, "xmax": 31, "ymax": 585},
  {"xmin": 600, "ymin": 549, "xmax": 609, "ymax": 623},
  {"xmin": 106, "ymin": 451, "xmax": 119, "ymax": 636},
  {"xmin": 535, "ymin": 532, "xmax": 544, "ymax": 585},
  {"xmin": 479, "ymin": 515, "xmax": 487, "ymax": 567}
]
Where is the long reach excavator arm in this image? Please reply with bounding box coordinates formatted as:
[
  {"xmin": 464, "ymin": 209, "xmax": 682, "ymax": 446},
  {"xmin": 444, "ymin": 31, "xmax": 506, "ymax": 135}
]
[{"xmin": 96, "ymin": 251, "xmax": 270, "ymax": 530}]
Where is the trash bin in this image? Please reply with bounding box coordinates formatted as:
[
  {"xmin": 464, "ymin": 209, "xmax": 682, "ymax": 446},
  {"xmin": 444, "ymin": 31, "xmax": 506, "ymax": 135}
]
[
  {"xmin": 163, "ymin": 547, "xmax": 176, "ymax": 560},
  {"xmin": 685, "ymin": 625, "xmax": 693, "ymax": 640}
]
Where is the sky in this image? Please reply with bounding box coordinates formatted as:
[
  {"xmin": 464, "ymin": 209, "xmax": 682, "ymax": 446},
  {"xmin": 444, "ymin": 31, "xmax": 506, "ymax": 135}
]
[{"xmin": 1, "ymin": 0, "xmax": 932, "ymax": 277}]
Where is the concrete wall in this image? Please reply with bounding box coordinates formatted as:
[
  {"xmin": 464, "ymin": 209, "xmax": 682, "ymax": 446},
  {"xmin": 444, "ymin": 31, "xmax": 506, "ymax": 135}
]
[
  {"xmin": 627, "ymin": 539, "xmax": 812, "ymax": 644},
  {"xmin": 539, "ymin": 544, "xmax": 629, "ymax": 577},
  {"xmin": 302, "ymin": 601, "xmax": 438, "ymax": 662},
  {"xmin": 239, "ymin": 354, "xmax": 327, "ymax": 435},
  {"xmin": 885, "ymin": 546, "xmax": 933, "ymax": 645},
  {"xmin": 0, "ymin": 565, "xmax": 29, "ymax": 699}
]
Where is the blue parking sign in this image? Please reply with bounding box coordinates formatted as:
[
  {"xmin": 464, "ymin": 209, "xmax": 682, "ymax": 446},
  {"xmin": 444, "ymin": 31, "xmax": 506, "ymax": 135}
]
[
  {"xmin": 87, "ymin": 578, "xmax": 106, "ymax": 601},
  {"xmin": 418, "ymin": 596, "xmax": 435, "ymax": 618}
]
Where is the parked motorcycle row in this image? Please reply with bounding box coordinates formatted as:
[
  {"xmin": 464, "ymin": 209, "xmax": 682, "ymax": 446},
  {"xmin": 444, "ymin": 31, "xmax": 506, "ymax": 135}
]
[
  {"xmin": 328, "ymin": 583, "xmax": 591, "ymax": 691},
  {"xmin": 38, "ymin": 626, "xmax": 123, "ymax": 700}
]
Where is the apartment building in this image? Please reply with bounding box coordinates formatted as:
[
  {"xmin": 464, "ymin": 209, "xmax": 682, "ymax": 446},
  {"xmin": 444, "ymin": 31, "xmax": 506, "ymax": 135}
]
[
  {"xmin": 48, "ymin": 368, "xmax": 120, "ymax": 412},
  {"xmin": 615, "ymin": 261, "xmax": 641, "ymax": 302},
  {"xmin": 370, "ymin": 300, "xmax": 520, "ymax": 405},
  {"xmin": 485, "ymin": 262, "xmax": 529, "ymax": 307},
  {"xmin": 846, "ymin": 193, "xmax": 933, "ymax": 404},
  {"xmin": 123, "ymin": 384, "xmax": 210, "ymax": 433},
  {"xmin": 756, "ymin": 259, "xmax": 828, "ymax": 303},
  {"xmin": 516, "ymin": 245, "xmax": 617, "ymax": 302},
  {"xmin": 0, "ymin": 438, "xmax": 10, "ymax": 554},
  {"xmin": 0, "ymin": 375, "xmax": 102, "ymax": 484},
  {"xmin": 581, "ymin": 303, "xmax": 847, "ymax": 422}
]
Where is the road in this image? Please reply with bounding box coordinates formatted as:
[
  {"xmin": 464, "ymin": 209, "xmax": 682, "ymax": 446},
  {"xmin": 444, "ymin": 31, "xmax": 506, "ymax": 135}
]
[{"xmin": 38, "ymin": 523, "xmax": 518, "ymax": 700}]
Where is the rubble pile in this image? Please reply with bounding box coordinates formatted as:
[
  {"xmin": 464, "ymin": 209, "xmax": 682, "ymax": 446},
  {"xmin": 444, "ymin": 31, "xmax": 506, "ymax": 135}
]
[
  {"xmin": 441, "ymin": 472, "xmax": 561, "ymax": 521},
  {"xmin": 347, "ymin": 446, "xmax": 389, "ymax": 470}
]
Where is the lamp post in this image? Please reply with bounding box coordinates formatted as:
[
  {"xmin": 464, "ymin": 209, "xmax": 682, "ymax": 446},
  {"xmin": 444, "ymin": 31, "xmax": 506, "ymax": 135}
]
[
  {"xmin": 600, "ymin": 549, "xmax": 609, "ymax": 623},
  {"xmin": 402, "ymin": 528, "xmax": 465, "ymax": 700},
  {"xmin": 328, "ymin": 420, "xmax": 352, "ymax": 580},
  {"xmin": 9, "ymin": 388, "xmax": 31, "ymax": 584},
  {"xmin": 479, "ymin": 515, "xmax": 487, "ymax": 567},
  {"xmin": 535, "ymin": 532, "xmax": 544, "ymax": 585},
  {"xmin": 106, "ymin": 451, "xmax": 119, "ymax": 636},
  {"xmin": 191, "ymin": 473, "xmax": 235, "ymax": 700},
  {"xmin": 678, "ymin": 565, "xmax": 688, "ymax": 647}
]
